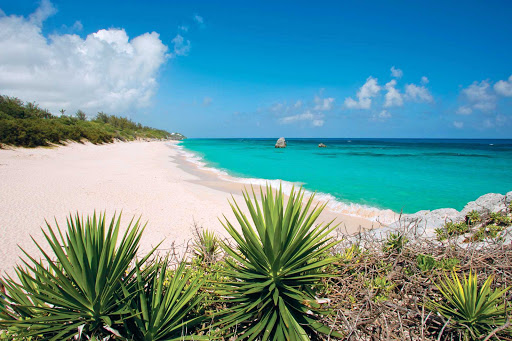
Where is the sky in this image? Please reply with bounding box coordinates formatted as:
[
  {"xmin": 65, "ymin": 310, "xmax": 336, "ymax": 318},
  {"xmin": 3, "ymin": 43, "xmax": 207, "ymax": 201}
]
[{"xmin": 0, "ymin": 1, "xmax": 511, "ymax": 138}]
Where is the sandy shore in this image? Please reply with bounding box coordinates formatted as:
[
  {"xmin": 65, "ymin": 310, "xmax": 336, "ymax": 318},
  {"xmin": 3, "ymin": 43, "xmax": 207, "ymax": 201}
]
[{"xmin": 0, "ymin": 141, "xmax": 380, "ymax": 275}]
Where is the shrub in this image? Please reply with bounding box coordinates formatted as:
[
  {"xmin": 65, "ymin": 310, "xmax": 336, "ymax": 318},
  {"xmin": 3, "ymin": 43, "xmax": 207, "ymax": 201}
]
[
  {"xmin": 122, "ymin": 258, "xmax": 207, "ymax": 341},
  {"xmin": 383, "ymin": 232, "xmax": 408, "ymax": 253},
  {"xmin": 216, "ymin": 185, "xmax": 341, "ymax": 339},
  {"xmin": 0, "ymin": 213, "xmax": 152, "ymax": 340},
  {"xmin": 466, "ymin": 210, "xmax": 481, "ymax": 225},
  {"xmin": 429, "ymin": 271, "xmax": 511, "ymax": 339},
  {"xmin": 192, "ymin": 227, "xmax": 220, "ymax": 265}
]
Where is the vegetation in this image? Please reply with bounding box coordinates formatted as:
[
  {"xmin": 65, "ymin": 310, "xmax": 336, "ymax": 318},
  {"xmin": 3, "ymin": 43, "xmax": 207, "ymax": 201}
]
[
  {"xmin": 1, "ymin": 187, "xmax": 511, "ymax": 340},
  {"xmin": 216, "ymin": 186, "xmax": 341, "ymax": 340},
  {"xmin": 430, "ymin": 271, "xmax": 511, "ymax": 339},
  {"xmin": 0, "ymin": 95, "xmax": 184, "ymax": 148}
]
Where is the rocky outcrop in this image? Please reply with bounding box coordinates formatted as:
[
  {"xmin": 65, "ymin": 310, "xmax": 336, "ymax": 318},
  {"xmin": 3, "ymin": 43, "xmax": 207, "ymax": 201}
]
[
  {"xmin": 381, "ymin": 191, "xmax": 512, "ymax": 240},
  {"xmin": 275, "ymin": 137, "xmax": 286, "ymax": 148},
  {"xmin": 318, "ymin": 143, "xmax": 326, "ymax": 148}
]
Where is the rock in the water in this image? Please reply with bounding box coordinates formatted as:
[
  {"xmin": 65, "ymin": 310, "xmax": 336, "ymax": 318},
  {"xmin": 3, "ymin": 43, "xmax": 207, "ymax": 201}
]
[
  {"xmin": 275, "ymin": 137, "xmax": 287, "ymax": 148},
  {"xmin": 318, "ymin": 143, "xmax": 326, "ymax": 148}
]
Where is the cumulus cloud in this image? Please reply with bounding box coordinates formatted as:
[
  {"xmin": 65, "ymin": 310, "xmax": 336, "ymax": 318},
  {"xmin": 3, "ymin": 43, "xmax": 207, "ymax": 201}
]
[
  {"xmin": 421, "ymin": 76, "xmax": 429, "ymax": 84},
  {"xmin": 0, "ymin": 1, "xmax": 169, "ymax": 114},
  {"xmin": 72, "ymin": 20, "xmax": 83, "ymax": 31},
  {"xmin": 279, "ymin": 110, "xmax": 323, "ymax": 127},
  {"xmin": 453, "ymin": 121, "xmax": 463, "ymax": 129},
  {"xmin": 405, "ymin": 84, "xmax": 433, "ymax": 103},
  {"xmin": 171, "ymin": 34, "xmax": 190, "ymax": 56},
  {"xmin": 178, "ymin": 25, "xmax": 189, "ymax": 32},
  {"xmin": 371, "ymin": 110, "xmax": 391, "ymax": 121},
  {"xmin": 494, "ymin": 75, "xmax": 512, "ymax": 97},
  {"xmin": 193, "ymin": 14, "xmax": 204, "ymax": 25},
  {"xmin": 390, "ymin": 66, "xmax": 403, "ymax": 79},
  {"xmin": 314, "ymin": 95, "xmax": 334, "ymax": 111},
  {"xmin": 456, "ymin": 106, "xmax": 472, "ymax": 115},
  {"xmin": 460, "ymin": 80, "xmax": 496, "ymax": 112},
  {"xmin": 383, "ymin": 79, "xmax": 403, "ymax": 107},
  {"xmin": 294, "ymin": 100, "xmax": 302, "ymax": 109},
  {"xmin": 344, "ymin": 76, "xmax": 381, "ymax": 109}
]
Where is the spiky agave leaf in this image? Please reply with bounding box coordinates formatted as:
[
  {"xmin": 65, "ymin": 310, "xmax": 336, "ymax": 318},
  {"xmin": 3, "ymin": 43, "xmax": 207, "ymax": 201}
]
[
  {"xmin": 430, "ymin": 270, "xmax": 511, "ymax": 339},
  {"xmin": 0, "ymin": 212, "xmax": 155, "ymax": 340},
  {"xmin": 122, "ymin": 256, "xmax": 208, "ymax": 341},
  {"xmin": 216, "ymin": 184, "xmax": 341, "ymax": 340}
]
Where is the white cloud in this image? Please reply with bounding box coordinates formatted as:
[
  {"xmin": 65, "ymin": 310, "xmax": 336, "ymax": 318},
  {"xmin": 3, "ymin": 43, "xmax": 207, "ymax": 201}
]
[
  {"xmin": 314, "ymin": 96, "xmax": 334, "ymax": 111},
  {"xmin": 344, "ymin": 76, "xmax": 381, "ymax": 109},
  {"xmin": 193, "ymin": 14, "xmax": 204, "ymax": 25},
  {"xmin": 384, "ymin": 79, "xmax": 403, "ymax": 107},
  {"xmin": 421, "ymin": 76, "xmax": 429, "ymax": 84},
  {"xmin": 279, "ymin": 110, "xmax": 323, "ymax": 127},
  {"xmin": 171, "ymin": 34, "xmax": 190, "ymax": 56},
  {"xmin": 456, "ymin": 106, "xmax": 472, "ymax": 115},
  {"xmin": 294, "ymin": 100, "xmax": 302, "ymax": 109},
  {"xmin": 461, "ymin": 80, "xmax": 496, "ymax": 112},
  {"xmin": 0, "ymin": 2, "xmax": 169, "ymax": 114},
  {"xmin": 203, "ymin": 96, "xmax": 212, "ymax": 106},
  {"xmin": 312, "ymin": 119, "xmax": 324, "ymax": 127},
  {"xmin": 494, "ymin": 75, "xmax": 512, "ymax": 97},
  {"xmin": 390, "ymin": 66, "xmax": 403, "ymax": 79},
  {"xmin": 72, "ymin": 20, "xmax": 83, "ymax": 31},
  {"xmin": 270, "ymin": 102, "xmax": 284, "ymax": 112},
  {"xmin": 28, "ymin": 0, "xmax": 56, "ymax": 26},
  {"xmin": 405, "ymin": 84, "xmax": 433, "ymax": 103},
  {"xmin": 453, "ymin": 121, "xmax": 463, "ymax": 129},
  {"xmin": 371, "ymin": 110, "xmax": 391, "ymax": 121},
  {"xmin": 178, "ymin": 25, "xmax": 189, "ymax": 32}
]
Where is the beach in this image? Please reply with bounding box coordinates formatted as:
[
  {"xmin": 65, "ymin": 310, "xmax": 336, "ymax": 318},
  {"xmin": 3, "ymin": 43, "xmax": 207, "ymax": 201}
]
[{"xmin": 0, "ymin": 140, "xmax": 379, "ymax": 275}]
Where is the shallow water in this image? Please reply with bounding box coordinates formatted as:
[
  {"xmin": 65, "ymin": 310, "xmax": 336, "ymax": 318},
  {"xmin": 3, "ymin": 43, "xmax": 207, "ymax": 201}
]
[{"xmin": 179, "ymin": 138, "xmax": 512, "ymax": 215}]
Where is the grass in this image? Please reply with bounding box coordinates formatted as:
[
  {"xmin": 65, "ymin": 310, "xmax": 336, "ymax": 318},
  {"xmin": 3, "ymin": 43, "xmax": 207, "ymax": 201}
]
[{"xmin": 0, "ymin": 95, "xmax": 184, "ymax": 148}]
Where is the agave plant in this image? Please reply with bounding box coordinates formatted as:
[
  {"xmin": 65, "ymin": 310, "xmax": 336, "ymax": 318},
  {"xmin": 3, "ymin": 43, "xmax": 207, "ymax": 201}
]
[
  {"xmin": 0, "ymin": 213, "xmax": 152, "ymax": 340},
  {"xmin": 122, "ymin": 257, "xmax": 207, "ymax": 341},
  {"xmin": 192, "ymin": 227, "xmax": 220, "ymax": 265},
  {"xmin": 430, "ymin": 270, "xmax": 511, "ymax": 339},
  {"xmin": 217, "ymin": 185, "xmax": 341, "ymax": 340}
]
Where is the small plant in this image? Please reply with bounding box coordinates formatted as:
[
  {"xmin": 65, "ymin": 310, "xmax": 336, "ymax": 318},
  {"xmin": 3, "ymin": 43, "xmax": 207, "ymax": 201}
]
[
  {"xmin": 366, "ymin": 276, "xmax": 395, "ymax": 302},
  {"xmin": 417, "ymin": 254, "xmax": 437, "ymax": 272},
  {"xmin": 436, "ymin": 221, "xmax": 469, "ymax": 241},
  {"xmin": 473, "ymin": 224, "xmax": 505, "ymax": 241},
  {"xmin": 216, "ymin": 185, "xmax": 342, "ymax": 339},
  {"xmin": 430, "ymin": 271, "xmax": 511, "ymax": 339},
  {"xmin": 466, "ymin": 210, "xmax": 481, "ymax": 225},
  {"xmin": 339, "ymin": 243, "xmax": 361, "ymax": 263},
  {"xmin": 122, "ymin": 258, "xmax": 206, "ymax": 341},
  {"xmin": 438, "ymin": 258, "xmax": 460, "ymax": 270},
  {"xmin": 383, "ymin": 232, "xmax": 408, "ymax": 253},
  {"xmin": 192, "ymin": 227, "xmax": 220, "ymax": 265},
  {"xmin": 489, "ymin": 212, "xmax": 511, "ymax": 226}
]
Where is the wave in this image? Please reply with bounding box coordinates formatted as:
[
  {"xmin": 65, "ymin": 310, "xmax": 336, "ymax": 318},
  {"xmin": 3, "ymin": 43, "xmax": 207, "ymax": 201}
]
[{"xmin": 174, "ymin": 143, "xmax": 398, "ymax": 224}]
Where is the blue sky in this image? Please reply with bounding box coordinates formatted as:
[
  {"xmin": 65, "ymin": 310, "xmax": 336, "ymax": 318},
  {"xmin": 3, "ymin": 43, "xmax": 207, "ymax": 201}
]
[{"xmin": 1, "ymin": 1, "xmax": 511, "ymax": 138}]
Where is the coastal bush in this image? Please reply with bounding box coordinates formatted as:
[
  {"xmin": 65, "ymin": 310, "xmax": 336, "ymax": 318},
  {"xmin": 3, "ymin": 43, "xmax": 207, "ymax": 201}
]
[
  {"xmin": 216, "ymin": 185, "xmax": 341, "ymax": 340},
  {"xmin": 429, "ymin": 271, "xmax": 511, "ymax": 339},
  {"xmin": 192, "ymin": 227, "xmax": 220, "ymax": 265},
  {"xmin": 0, "ymin": 213, "xmax": 151, "ymax": 340},
  {"xmin": 0, "ymin": 95, "xmax": 177, "ymax": 148},
  {"xmin": 122, "ymin": 258, "xmax": 207, "ymax": 341},
  {"xmin": 382, "ymin": 232, "xmax": 408, "ymax": 253},
  {"xmin": 466, "ymin": 210, "xmax": 481, "ymax": 225}
]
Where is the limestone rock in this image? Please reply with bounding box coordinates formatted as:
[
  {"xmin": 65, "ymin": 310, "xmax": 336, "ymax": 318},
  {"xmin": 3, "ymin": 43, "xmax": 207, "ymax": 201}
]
[
  {"xmin": 318, "ymin": 143, "xmax": 326, "ymax": 148},
  {"xmin": 457, "ymin": 193, "xmax": 508, "ymax": 220},
  {"xmin": 275, "ymin": 137, "xmax": 287, "ymax": 148}
]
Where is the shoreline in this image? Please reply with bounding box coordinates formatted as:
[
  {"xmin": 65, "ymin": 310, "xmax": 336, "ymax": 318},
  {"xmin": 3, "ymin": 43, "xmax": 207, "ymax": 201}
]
[
  {"xmin": 174, "ymin": 142, "xmax": 399, "ymax": 224},
  {"xmin": 0, "ymin": 140, "xmax": 379, "ymax": 276}
]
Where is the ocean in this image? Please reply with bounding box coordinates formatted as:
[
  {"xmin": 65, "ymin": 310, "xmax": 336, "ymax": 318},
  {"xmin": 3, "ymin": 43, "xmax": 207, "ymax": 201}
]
[{"xmin": 178, "ymin": 138, "xmax": 512, "ymax": 219}]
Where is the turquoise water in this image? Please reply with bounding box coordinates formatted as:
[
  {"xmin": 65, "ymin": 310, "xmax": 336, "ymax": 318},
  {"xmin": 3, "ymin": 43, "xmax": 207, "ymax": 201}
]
[{"xmin": 179, "ymin": 138, "xmax": 512, "ymax": 214}]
